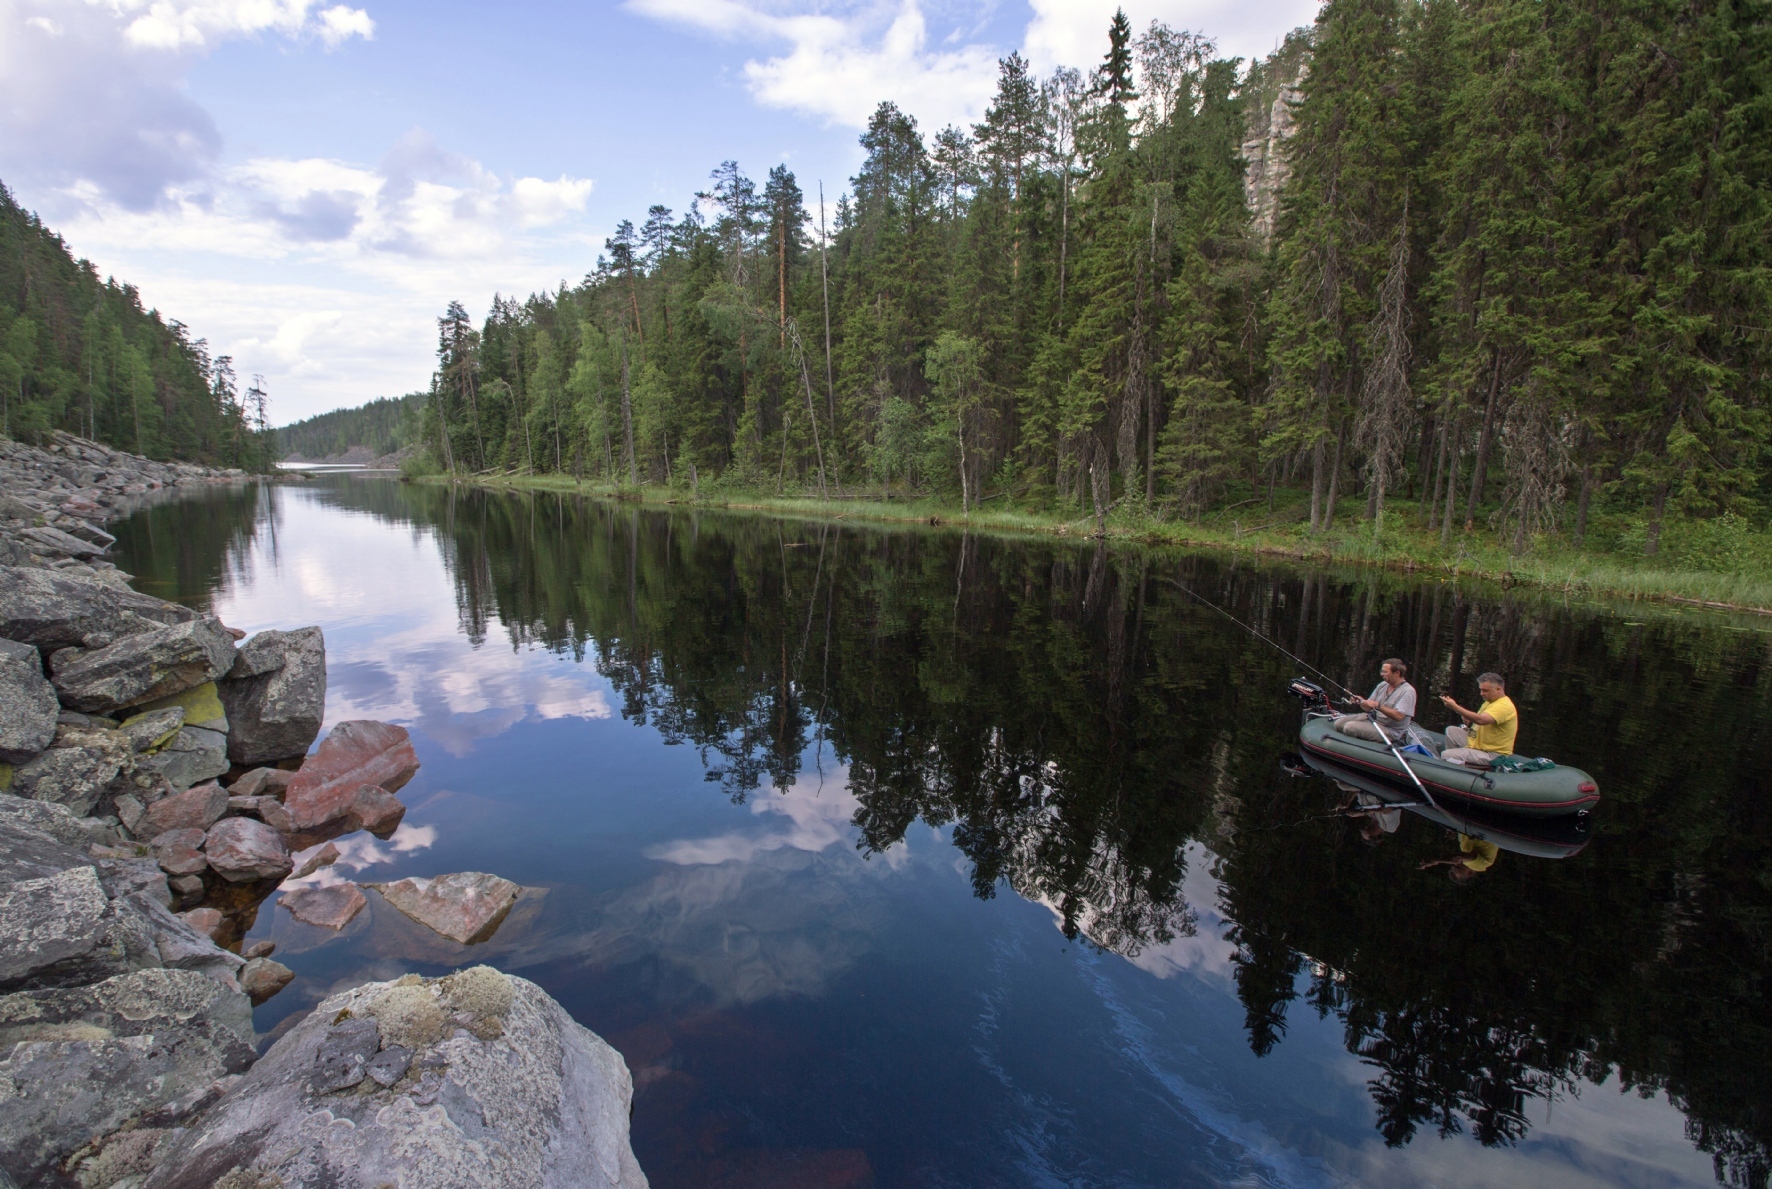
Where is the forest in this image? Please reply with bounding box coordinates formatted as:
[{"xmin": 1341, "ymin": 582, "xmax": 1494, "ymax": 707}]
[
  {"xmin": 412, "ymin": 0, "xmax": 1770, "ymax": 563},
  {"xmin": 0, "ymin": 185, "xmax": 275, "ymax": 468},
  {"xmin": 277, "ymin": 393, "xmax": 423, "ymax": 460}
]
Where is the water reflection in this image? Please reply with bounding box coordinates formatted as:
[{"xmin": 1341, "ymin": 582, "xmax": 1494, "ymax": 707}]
[{"xmin": 111, "ymin": 476, "xmax": 1772, "ymax": 1187}]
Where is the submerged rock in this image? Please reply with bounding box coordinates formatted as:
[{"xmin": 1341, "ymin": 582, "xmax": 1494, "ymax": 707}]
[
  {"xmin": 373, "ymin": 871, "xmax": 522, "ymax": 944},
  {"xmin": 289, "ymin": 840, "xmax": 340, "ymax": 879},
  {"xmin": 278, "ymin": 880, "xmax": 366, "ymax": 930},
  {"xmin": 204, "ymin": 817, "xmax": 293, "ymax": 883},
  {"xmin": 218, "ymin": 626, "xmax": 327, "ymax": 764},
  {"xmin": 239, "ymin": 956, "xmax": 294, "ymax": 1004},
  {"xmin": 50, "ymin": 615, "xmax": 237, "ymax": 715},
  {"xmin": 0, "ymin": 637, "xmax": 57, "ymax": 763},
  {"xmin": 283, "ymin": 719, "xmax": 419, "ymax": 832},
  {"xmin": 0, "ymin": 967, "xmax": 257, "ymax": 1188},
  {"xmin": 346, "ymin": 782, "xmax": 406, "ymax": 837},
  {"xmin": 139, "ymin": 969, "xmax": 648, "ymax": 1189}
]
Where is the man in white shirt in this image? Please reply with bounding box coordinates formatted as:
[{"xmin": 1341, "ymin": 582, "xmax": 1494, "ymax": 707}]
[{"xmin": 1333, "ymin": 658, "xmax": 1417, "ymax": 744}]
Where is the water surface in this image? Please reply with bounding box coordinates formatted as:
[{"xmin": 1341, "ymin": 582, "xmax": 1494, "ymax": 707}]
[{"xmin": 112, "ymin": 476, "xmax": 1772, "ymax": 1189}]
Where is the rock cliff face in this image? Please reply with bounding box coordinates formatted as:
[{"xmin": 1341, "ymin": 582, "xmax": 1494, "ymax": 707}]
[
  {"xmin": 0, "ymin": 432, "xmax": 648, "ymax": 1188},
  {"xmin": 1240, "ymin": 31, "xmax": 1312, "ymax": 245}
]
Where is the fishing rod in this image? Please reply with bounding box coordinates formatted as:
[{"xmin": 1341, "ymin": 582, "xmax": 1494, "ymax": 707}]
[
  {"xmin": 1163, "ymin": 574, "xmax": 1473, "ymax": 834},
  {"xmin": 1158, "ymin": 576, "xmax": 1362, "ymax": 701}
]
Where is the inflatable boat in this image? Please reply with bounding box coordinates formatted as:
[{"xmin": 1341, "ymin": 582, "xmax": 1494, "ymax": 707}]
[{"xmin": 1289, "ymin": 679, "xmax": 1600, "ymax": 818}]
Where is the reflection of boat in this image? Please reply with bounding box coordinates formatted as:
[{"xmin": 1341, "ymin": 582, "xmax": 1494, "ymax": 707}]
[
  {"xmin": 1292, "ymin": 747, "xmax": 1593, "ymax": 859},
  {"xmin": 1289, "ymin": 681, "xmax": 1601, "ymax": 818}
]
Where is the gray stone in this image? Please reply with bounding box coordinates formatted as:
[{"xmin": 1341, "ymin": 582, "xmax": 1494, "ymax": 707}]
[
  {"xmin": 366, "ymin": 1043, "xmax": 413, "ymax": 1087},
  {"xmin": 119, "ymin": 705, "xmax": 186, "ymax": 752},
  {"xmin": 226, "ymin": 794, "xmax": 294, "ymax": 833},
  {"xmin": 0, "ymin": 791, "xmax": 118, "ymax": 849},
  {"xmin": 204, "ymin": 817, "xmax": 292, "ymax": 883},
  {"xmin": 114, "ymin": 790, "xmax": 147, "ymax": 834},
  {"xmin": 0, "ymin": 645, "xmax": 56, "ymax": 763},
  {"xmin": 50, "ymin": 615, "xmax": 237, "ymax": 715},
  {"xmin": 136, "ymin": 724, "xmax": 230, "ymax": 791},
  {"xmin": 0, "ymin": 967, "xmax": 256, "ymax": 1188},
  {"xmin": 242, "ymin": 939, "xmax": 275, "ymax": 960},
  {"xmin": 95, "ymin": 855, "xmax": 173, "ymax": 909},
  {"xmin": 9, "ymin": 728, "xmax": 134, "ymax": 815},
  {"xmin": 0, "ymin": 856, "xmax": 156, "ymax": 994},
  {"xmin": 217, "ymin": 626, "xmax": 327, "ymax": 764},
  {"xmin": 0, "ymin": 564, "xmax": 193, "ymax": 653},
  {"xmin": 126, "ymin": 890, "xmax": 245, "ymax": 985},
  {"xmin": 310, "ymin": 1015, "xmax": 382, "ymax": 1093},
  {"xmin": 140, "ymin": 971, "xmax": 648, "ymax": 1189},
  {"xmin": 18, "ymin": 524, "xmax": 107, "ymax": 559}
]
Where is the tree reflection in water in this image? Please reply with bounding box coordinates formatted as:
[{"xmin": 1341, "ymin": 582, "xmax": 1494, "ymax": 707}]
[{"xmin": 144, "ymin": 478, "xmax": 1772, "ymax": 1187}]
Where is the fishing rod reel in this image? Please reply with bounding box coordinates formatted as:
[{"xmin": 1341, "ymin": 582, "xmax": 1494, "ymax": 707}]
[{"xmin": 1286, "ymin": 677, "xmax": 1334, "ymax": 715}]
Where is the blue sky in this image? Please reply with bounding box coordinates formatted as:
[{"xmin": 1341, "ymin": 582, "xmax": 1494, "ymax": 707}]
[{"xmin": 1, "ymin": 0, "xmax": 1319, "ymax": 425}]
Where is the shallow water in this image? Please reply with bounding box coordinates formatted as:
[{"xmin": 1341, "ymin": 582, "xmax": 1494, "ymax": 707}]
[{"xmin": 111, "ymin": 476, "xmax": 1772, "ymax": 1189}]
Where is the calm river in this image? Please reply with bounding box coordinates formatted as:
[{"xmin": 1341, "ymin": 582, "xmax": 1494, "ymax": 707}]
[{"xmin": 111, "ymin": 475, "xmax": 1771, "ymax": 1189}]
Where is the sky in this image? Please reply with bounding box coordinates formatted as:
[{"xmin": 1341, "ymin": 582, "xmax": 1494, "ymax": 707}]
[{"xmin": 1, "ymin": 0, "xmax": 1321, "ymax": 426}]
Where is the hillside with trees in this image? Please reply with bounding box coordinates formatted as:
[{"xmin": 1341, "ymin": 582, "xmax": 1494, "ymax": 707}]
[
  {"xmin": 412, "ymin": 0, "xmax": 1770, "ymax": 563},
  {"xmin": 0, "ymin": 184, "xmax": 273, "ymax": 469},
  {"xmin": 277, "ymin": 393, "xmax": 422, "ymax": 460}
]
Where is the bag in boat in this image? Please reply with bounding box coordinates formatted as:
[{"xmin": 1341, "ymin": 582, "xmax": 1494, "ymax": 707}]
[{"xmin": 1483, "ymin": 754, "xmax": 1557, "ymax": 773}]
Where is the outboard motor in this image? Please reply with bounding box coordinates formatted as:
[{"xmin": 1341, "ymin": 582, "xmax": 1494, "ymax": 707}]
[{"xmin": 1287, "ymin": 677, "xmax": 1332, "ymax": 713}]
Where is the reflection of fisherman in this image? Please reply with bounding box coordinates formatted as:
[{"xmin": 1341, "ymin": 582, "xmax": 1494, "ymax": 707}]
[
  {"xmin": 1418, "ymin": 833, "xmax": 1500, "ymax": 883},
  {"xmin": 1339, "ymin": 785, "xmax": 1401, "ymax": 846},
  {"xmin": 1332, "ymin": 659, "xmax": 1417, "ymax": 744},
  {"xmin": 1438, "ymin": 672, "xmax": 1518, "ymax": 767}
]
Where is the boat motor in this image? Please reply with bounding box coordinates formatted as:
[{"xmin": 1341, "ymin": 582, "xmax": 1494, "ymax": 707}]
[{"xmin": 1287, "ymin": 677, "xmax": 1332, "ymax": 713}]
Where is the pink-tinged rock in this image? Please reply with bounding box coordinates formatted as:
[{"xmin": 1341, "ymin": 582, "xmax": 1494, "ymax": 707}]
[
  {"xmin": 227, "ymin": 795, "xmax": 294, "ymax": 833},
  {"xmin": 203, "ymin": 817, "xmax": 293, "ymax": 883},
  {"xmin": 179, "ymin": 906, "xmax": 224, "ymax": 941},
  {"xmin": 290, "ymin": 841, "xmax": 341, "ymax": 880},
  {"xmin": 228, "ymin": 767, "xmax": 292, "ymax": 800},
  {"xmin": 151, "ymin": 827, "xmax": 207, "ymax": 852},
  {"xmin": 240, "ymin": 957, "xmax": 295, "ymax": 1003},
  {"xmin": 346, "ymin": 784, "xmax": 405, "ymax": 838},
  {"xmin": 280, "ymin": 882, "xmax": 366, "ymax": 930},
  {"xmin": 242, "ymin": 939, "xmax": 276, "ymax": 960},
  {"xmin": 138, "ymin": 781, "xmax": 228, "ymax": 837},
  {"xmin": 282, "ymin": 721, "xmax": 419, "ymax": 831},
  {"xmin": 153, "ymin": 826, "xmax": 210, "ymax": 877},
  {"xmin": 372, "ymin": 872, "xmax": 520, "ymax": 945}
]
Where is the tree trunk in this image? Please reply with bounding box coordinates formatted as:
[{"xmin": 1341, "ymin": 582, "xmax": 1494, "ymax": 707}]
[
  {"xmin": 1645, "ymin": 484, "xmax": 1668, "ymax": 556},
  {"xmin": 1574, "ymin": 463, "xmax": 1593, "ymax": 547},
  {"xmin": 1090, "ymin": 446, "xmax": 1108, "ymax": 537},
  {"xmin": 1440, "ymin": 437, "xmax": 1460, "ymax": 546},
  {"xmin": 1309, "ymin": 436, "xmax": 1325, "ymax": 531},
  {"xmin": 1465, "ymin": 349, "xmax": 1503, "ymax": 530},
  {"xmin": 620, "ymin": 329, "xmax": 637, "ymax": 487},
  {"xmin": 1323, "ymin": 421, "xmax": 1347, "ymax": 531},
  {"xmin": 819, "ymin": 183, "xmax": 835, "ymax": 428}
]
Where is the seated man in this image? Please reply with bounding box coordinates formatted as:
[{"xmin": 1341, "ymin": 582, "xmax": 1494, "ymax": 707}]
[
  {"xmin": 1418, "ymin": 833, "xmax": 1500, "ymax": 883},
  {"xmin": 1438, "ymin": 672, "xmax": 1518, "ymax": 767},
  {"xmin": 1332, "ymin": 658, "xmax": 1417, "ymax": 745}
]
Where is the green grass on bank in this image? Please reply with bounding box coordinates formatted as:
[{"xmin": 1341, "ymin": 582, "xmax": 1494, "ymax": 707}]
[{"xmin": 407, "ymin": 470, "xmax": 1772, "ymax": 616}]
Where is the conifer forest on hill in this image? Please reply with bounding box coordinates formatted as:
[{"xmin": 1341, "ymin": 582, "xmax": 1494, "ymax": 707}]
[
  {"xmin": 412, "ymin": 0, "xmax": 1771, "ymax": 573},
  {"xmin": 0, "ymin": 186, "xmax": 276, "ymax": 470}
]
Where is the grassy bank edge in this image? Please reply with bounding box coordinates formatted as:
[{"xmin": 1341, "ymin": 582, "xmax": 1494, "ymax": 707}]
[{"xmin": 404, "ymin": 472, "xmax": 1772, "ymax": 619}]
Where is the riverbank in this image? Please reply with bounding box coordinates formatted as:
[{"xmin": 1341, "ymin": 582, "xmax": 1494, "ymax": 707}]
[{"xmin": 419, "ymin": 472, "xmax": 1772, "ymax": 617}]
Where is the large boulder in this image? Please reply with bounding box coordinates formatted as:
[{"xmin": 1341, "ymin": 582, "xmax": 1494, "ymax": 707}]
[
  {"xmin": 140, "ymin": 968, "xmax": 648, "ymax": 1189},
  {"xmin": 0, "ymin": 967, "xmax": 257, "ymax": 1188},
  {"xmin": 136, "ymin": 724, "xmax": 230, "ymax": 792},
  {"xmin": 217, "ymin": 627, "xmax": 327, "ymax": 764},
  {"xmin": 51, "ymin": 616, "xmax": 238, "ymax": 715},
  {"xmin": 0, "ymin": 821, "xmax": 157, "ymax": 993},
  {"xmin": 9, "ymin": 725, "xmax": 135, "ymax": 817},
  {"xmin": 283, "ymin": 720, "xmax": 419, "ymax": 832},
  {"xmin": 0, "ymin": 791, "xmax": 118, "ymax": 849},
  {"xmin": 204, "ymin": 817, "xmax": 293, "ymax": 883},
  {"xmin": 137, "ymin": 781, "xmax": 229, "ymax": 838},
  {"xmin": 0, "ymin": 564, "xmax": 195, "ymax": 655},
  {"xmin": 0, "ymin": 637, "xmax": 57, "ymax": 763}
]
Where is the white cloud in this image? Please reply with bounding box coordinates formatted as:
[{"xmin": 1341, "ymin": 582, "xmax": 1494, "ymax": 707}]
[
  {"xmin": 629, "ymin": 0, "xmax": 1000, "ymax": 131},
  {"xmin": 317, "ymin": 4, "xmax": 374, "ymax": 46},
  {"xmin": 107, "ymin": 0, "xmax": 373, "ymax": 50},
  {"xmin": 1025, "ymin": 0, "xmax": 1320, "ymax": 73}
]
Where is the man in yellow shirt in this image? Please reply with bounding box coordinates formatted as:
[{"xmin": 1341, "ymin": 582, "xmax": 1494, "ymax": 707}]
[
  {"xmin": 1438, "ymin": 672, "xmax": 1518, "ymax": 766},
  {"xmin": 1418, "ymin": 833, "xmax": 1500, "ymax": 883}
]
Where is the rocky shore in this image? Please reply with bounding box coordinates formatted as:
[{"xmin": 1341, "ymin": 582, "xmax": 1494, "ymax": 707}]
[{"xmin": 0, "ymin": 434, "xmax": 647, "ymax": 1188}]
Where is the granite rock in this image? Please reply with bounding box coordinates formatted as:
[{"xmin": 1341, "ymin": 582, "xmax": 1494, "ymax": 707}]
[
  {"xmin": 373, "ymin": 871, "xmax": 522, "ymax": 945},
  {"xmin": 283, "ymin": 719, "xmax": 419, "ymax": 832},
  {"xmin": 137, "ymin": 781, "xmax": 229, "ymax": 837},
  {"xmin": 204, "ymin": 817, "xmax": 292, "ymax": 883},
  {"xmin": 119, "ymin": 705, "xmax": 187, "ymax": 753},
  {"xmin": 133, "ymin": 724, "xmax": 231, "ymax": 793},
  {"xmin": 0, "ymin": 642, "xmax": 57, "ymax": 763},
  {"xmin": 239, "ymin": 956, "xmax": 295, "ymax": 1003},
  {"xmin": 139, "ymin": 970, "xmax": 648, "ymax": 1189},
  {"xmin": 51, "ymin": 615, "xmax": 237, "ymax": 715},
  {"xmin": 0, "ymin": 791, "xmax": 118, "ymax": 849},
  {"xmin": 0, "ymin": 564, "xmax": 194, "ymax": 653},
  {"xmin": 278, "ymin": 881, "xmax": 366, "ymax": 929},
  {"xmin": 228, "ymin": 766, "xmax": 292, "ymax": 800},
  {"xmin": 9, "ymin": 727, "xmax": 134, "ymax": 816},
  {"xmin": 347, "ymin": 782, "xmax": 406, "ymax": 838},
  {"xmin": 0, "ymin": 967, "xmax": 256, "ymax": 1188},
  {"xmin": 217, "ymin": 626, "xmax": 327, "ymax": 764}
]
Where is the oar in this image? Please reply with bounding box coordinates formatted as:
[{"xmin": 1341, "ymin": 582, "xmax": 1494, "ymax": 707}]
[{"xmin": 1367, "ymin": 709, "xmax": 1470, "ymax": 834}]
